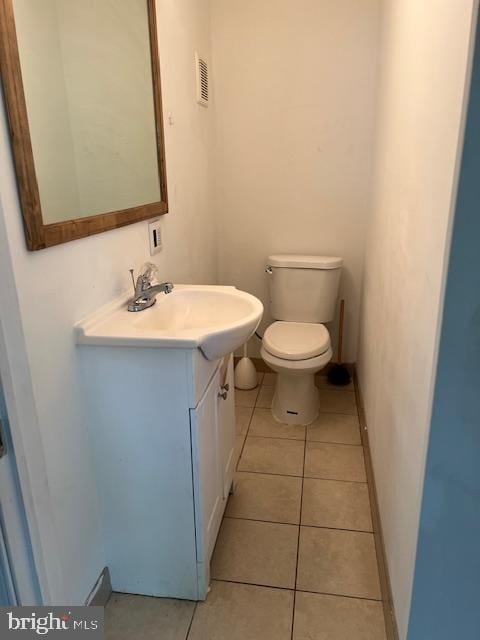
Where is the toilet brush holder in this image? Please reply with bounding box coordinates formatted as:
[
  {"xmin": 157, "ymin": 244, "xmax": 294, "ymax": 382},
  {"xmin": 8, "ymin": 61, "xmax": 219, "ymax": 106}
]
[{"xmin": 234, "ymin": 345, "xmax": 258, "ymax": 390}]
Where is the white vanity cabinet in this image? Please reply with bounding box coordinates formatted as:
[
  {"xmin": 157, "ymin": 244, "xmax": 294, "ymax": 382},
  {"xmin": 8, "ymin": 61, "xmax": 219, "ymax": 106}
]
[
  {"xmin": 78, "ymin": 345, "xmax": 236, "ymax": 601},
  {"xmin": 190, "ymin": 357, "xmax": 235, "ymax": 594},
  {"xmin": 216, "ymin": 359, "xmax": 236, "ymax": 499}
]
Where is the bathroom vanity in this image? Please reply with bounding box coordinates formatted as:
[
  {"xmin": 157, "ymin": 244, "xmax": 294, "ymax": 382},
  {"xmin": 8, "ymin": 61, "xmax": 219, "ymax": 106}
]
[{"xmin": 75, "ymin": 285, "xmax": 262, "ymax": 600}]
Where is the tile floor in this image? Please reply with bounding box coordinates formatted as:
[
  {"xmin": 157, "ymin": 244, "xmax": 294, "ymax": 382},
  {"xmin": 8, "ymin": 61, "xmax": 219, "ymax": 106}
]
[{"xmin": 105, "ymin": 372, "xmax": 387, "ymax": 640}]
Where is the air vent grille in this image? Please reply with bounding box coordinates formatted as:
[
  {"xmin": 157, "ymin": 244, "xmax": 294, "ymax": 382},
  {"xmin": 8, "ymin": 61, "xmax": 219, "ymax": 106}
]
[{"xmin": 195, "ymin": 52, "xmax": 209, "ymax": 107}]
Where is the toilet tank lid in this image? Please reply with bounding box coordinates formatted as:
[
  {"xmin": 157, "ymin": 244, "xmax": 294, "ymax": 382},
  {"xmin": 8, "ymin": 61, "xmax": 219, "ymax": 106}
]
[{"xmin": 268, "ymin": 255, "xmax": 343, "ymax": 270}]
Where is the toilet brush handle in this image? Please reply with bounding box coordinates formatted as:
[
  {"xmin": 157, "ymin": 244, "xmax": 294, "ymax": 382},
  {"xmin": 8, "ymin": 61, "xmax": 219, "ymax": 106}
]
[{"xmin": 337, "ymin": 300, "xmax": 345, "ymax": 363}]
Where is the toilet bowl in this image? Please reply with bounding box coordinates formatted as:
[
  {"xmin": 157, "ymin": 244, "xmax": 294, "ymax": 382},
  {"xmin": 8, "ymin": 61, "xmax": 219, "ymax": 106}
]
[
  {"xmin": 261, "ymin": 321, "xmax": 332, "ymax": 424},
  {"xmin": 260, "ymin": 254, "xmax": 342, "ymax": 426}
]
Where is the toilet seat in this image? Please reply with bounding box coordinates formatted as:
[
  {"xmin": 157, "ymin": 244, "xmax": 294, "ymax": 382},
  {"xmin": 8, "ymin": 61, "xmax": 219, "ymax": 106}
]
[
  {"xmin": 261, "ymin": 345, "xmax": 333, "ymax": 373},
  {"xmin": 263, "ymin": 322, "xmax": 330, "ymax": 361}
]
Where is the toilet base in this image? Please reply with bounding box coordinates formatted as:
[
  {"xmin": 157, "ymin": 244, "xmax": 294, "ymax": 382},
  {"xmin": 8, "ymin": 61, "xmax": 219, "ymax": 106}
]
[
  {"xmin": 261, "ymin": 345, "xmax": 332, "ymax": 426},
  {"xmin": 272, "ymin": 372, "xmax": 320, "ymax": 425}
]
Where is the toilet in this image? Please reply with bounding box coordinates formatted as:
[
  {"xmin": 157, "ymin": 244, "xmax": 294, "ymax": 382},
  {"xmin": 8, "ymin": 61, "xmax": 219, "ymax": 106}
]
[{"xmin": 260, "ymin": 254, "xmax": 343, "ymax": 425}]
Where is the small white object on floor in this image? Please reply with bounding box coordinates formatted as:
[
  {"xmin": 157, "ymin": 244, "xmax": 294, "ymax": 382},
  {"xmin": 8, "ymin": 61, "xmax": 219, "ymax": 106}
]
[{"xmin": 235, "ymin": 346, "xmax": 258, "ymax": 390}]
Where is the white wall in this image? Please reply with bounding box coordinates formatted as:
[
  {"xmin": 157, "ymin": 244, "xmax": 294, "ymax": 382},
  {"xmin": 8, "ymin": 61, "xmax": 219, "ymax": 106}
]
[
  {"xmin": 210, "ymin": 0, "xmax": 381, "ymax": 360},
  {"xmin": 357, "ymin": 1, "xmax": 477, "ymax": 637},
  {"xmin": 0, "ymin": 0, "xmax": 216, "ymax": 604}
]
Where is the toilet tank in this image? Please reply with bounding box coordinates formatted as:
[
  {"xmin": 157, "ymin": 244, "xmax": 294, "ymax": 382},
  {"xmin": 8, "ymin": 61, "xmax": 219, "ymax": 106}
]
[{"xmin": 267, "ymin": 255, "xmax": 342, "ymax": 323}]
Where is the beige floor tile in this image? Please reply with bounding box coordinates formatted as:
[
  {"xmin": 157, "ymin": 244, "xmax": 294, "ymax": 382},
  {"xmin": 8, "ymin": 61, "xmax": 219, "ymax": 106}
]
[
  {"xmin": 256, "ymin": 385, "xmax": 275, "ymax": 408},
  {"xmin": 189, "ymin": 580, "xmax": 293, "ymax": 640},
  {"xmin": 226, "ymin": 472, "xmax": 302, "ymax": 524},
  {"xmin": 211, "ymin": 518, "xmax": 298, "ymax": 588},
  {"xmin": 307, "ymin": 412, "xmax": 361, "ymax": 445},
  {"xmin": 105, "ymin": 593, "xmax": 194, "ymax": 640},
  {"xmin": 302, "ymin": 478, "xmax": 373, "ymax": 531},
  {"xmin": 235, "ymin": 406, "xmax": 253, "ymax": 436},
  {"xmin": 316, "ymin": 374, "xmax": 354, "ymax": 390},
  {"xmin": 305, "ymin": 442, "xmax": 366, "ymax": 482},
  {"xmin": 262, "ymin": 372, "xmax": 277, "ymax": 386},
  {"xmin": 319, "ymin": 389, "xmax": 357, "ymax": 415},
  {"xmin": 249, "ymin": 408, "xmax": 306, "ymax": 440},
  {"xmin": 296, "ymin": 527, "xmax": 381, "ymax": 599},
  {"xmin": 238, "ymin": 437, "xmax": 305, "ymax": 476},
  {"xmin": 293, "ymin": 591, "xmax": 386, "ymax": 640},
  {"xmin": 235, "ymin": 386, "xmax": 260, "ymax": 407},
  {"xmin": 234, "ymin": 434, "xmax": 246, "ymax": 467}
]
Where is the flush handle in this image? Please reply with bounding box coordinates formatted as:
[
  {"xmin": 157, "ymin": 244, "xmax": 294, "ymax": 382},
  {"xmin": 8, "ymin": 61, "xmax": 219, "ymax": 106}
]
[{"xmin": 265, "ymin": 266, "xmax": 273, "ymax": 274}]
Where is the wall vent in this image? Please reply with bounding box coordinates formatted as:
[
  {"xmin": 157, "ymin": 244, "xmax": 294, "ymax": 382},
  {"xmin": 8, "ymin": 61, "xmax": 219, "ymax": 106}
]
[{"xmin": 195, "ymin": 52, "xmax": 209, "ymax": 107}]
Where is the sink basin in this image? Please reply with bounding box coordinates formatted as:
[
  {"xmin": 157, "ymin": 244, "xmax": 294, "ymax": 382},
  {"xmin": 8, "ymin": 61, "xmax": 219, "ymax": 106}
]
[{"xmin": 75, "ymin": 285, "xmax": 263, "ymax": 360}]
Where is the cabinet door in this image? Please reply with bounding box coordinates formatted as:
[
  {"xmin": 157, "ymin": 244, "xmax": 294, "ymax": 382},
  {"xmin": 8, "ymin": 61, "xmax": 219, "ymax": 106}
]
[
  {"xmin": 190, "ymin": 369, "xmax": 223, "ymax": 566},
  {"xmin": 217, "ymin": 354, "xmax": 236, "ymax": 498}
]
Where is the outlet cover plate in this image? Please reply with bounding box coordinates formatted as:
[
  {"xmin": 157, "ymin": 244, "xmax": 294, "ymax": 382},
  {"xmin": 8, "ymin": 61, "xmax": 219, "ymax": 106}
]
[{"xmin": 148, "ymin": 219, "xmax": 162, "ymax": 255}]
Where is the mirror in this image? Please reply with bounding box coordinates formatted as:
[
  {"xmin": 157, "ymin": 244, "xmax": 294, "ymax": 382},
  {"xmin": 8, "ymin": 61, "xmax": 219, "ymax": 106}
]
[{"xmin": 0, "ymin": 0, "xmax": 167, "ymax": 250}]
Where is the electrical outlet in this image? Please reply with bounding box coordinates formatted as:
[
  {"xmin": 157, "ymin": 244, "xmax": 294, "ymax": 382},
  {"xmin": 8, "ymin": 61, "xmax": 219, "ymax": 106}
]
[{"xmin": 148, "ymin": 219, "xmax": 162, "ymax": 255}]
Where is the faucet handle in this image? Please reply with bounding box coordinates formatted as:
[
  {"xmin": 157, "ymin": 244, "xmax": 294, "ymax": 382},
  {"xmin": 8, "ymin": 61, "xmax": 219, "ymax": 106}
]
[
  {"xmin": 139, "ymin": 262, "xmax": 159, "ymax": 282},
  {"xmin": 128, "ymin": 262, "xmax": 159, "ymax": 295},
  {"xmin": 129, "ymin": 265, "xmax": 154, "ymax": 296},
  {"xmin": 129, "ymin": 268, "xmax": 136, "ymax": 293}
]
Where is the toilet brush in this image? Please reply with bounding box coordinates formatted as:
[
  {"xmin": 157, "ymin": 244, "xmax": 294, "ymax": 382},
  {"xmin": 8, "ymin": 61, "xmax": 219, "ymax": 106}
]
[
  {"xmin": 234, "ymin": 344, "xmax": 259, "ymax": 390},
  {"xmin": 327, "ymin": 299, "xmax": 351, "ymax": 386}
]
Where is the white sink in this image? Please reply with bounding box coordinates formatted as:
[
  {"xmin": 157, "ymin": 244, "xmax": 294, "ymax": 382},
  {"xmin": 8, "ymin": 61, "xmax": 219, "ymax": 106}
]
[{"xmin": 75, "ymin": 285, "xmax": 263, "ymax": 360}]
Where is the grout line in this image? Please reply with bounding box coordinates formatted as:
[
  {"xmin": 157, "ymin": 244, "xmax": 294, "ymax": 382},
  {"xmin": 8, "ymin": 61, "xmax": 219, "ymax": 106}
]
[
  {"xmin": 302, "ymin": 475, "xmax": 368, "ymax": 486},
  {"xmin": 212, "ymin": 578, "xmax": 382, "ymax": 603},
  {"xmin": 224, "ymin": 514, "xmax": 374, "ymax": 535},
  {"xmin": 306, "ymin": 438, "xmax": 362, "ymax": 446},
  {"xmin": 235, "ymin": 469, "xmax": 304, "ymax": 479},
  {"xmin": 234, "ymin": 407, "xmax": 255, "ymax": 471},
  {"xmin": 295, "ymin": 588, "xmax": 382, "ymax": 603},
  {"xmin": 305, "ymin": 439, "xmax": 363, "ymax": 447},
  {"xmin": 244, "ymin": 433, "xmax": 306, "ymax": 443},
  {"xmin": 222, "ymin": 515, "xmax": 298, "ymax": 528},
  {"xmin": 243, "ymin": 435, "xmax": 363, "ymax": 448},
  {"xmin": 184, "ymin": 602, "xmax": 198, "ymax": 640},
  {"xmin": 299, "ymin": 523, "xmax": 375, "ymax": 535},
  {"xmin": 234, "ymin": 469, "xmax": 369, "ymax": 488},
  {"xmin": 235, "ymin": 468, "xmax": 369, "ymax": 484},
  {"xmin": 235, "ymin": 437, "xmax": 248, "ymax": 472},
  {"xmin": 233, "ymin": 469, "xmax": 303, "ymax": 481},
  {"xmin": 244, "ymin": 402, "xmax": 255, "ymax": 436},
  {"xmin": 303, "ymin": 473, "xmax": 367, "ymax": 484},
  {"xmin": 291, "ymin": 432, "xmax": 307, "ymax": 640},
  {"xmin": 242, "ymin": 433, "xmax": 364, "ymax": 448},
  {"xmin": 213, "ymin": 578, "xmax": 294, "ymax": 593}
]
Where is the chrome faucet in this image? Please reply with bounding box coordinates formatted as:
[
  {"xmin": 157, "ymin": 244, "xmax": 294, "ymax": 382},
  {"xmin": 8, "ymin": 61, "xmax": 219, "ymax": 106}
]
[{"xmin": 127, "ymin": 264, "xmax": 173, "ymax": 312}]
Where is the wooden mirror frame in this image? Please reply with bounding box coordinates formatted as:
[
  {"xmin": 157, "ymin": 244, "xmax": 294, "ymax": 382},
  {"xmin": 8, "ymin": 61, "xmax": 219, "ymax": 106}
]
[{"xmin": 0, "ymin": 0, "xmax": 168, "ymax": 251}]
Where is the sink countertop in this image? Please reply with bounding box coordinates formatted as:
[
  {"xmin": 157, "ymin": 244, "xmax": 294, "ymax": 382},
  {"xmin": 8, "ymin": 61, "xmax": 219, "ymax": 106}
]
[{"xmin": 75, "ymin": 284, "xmax": 263, "ymax": 360}]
